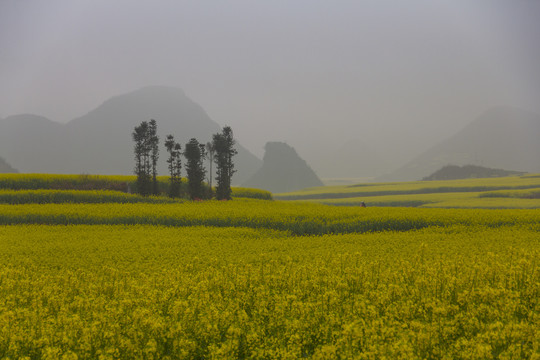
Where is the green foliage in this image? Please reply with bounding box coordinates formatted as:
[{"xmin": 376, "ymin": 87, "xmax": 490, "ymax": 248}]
[
  {"xmin": 149, "ymin": 119, "xmax": 160, "ymax": 195},
  {"xmin": 205, "ymin": 141, "xmax": 215, "ymax": 188},
  {"xmin": 165, "ymin": 134, "xmax": 183, "ymax": 198},
  {"xmin": 184, "ymin": 138, "xmax": 208, "ymax": 200},
  {"xmin": 132, "ymin": 120, "xmax": 159, "ymax": 196},
  {"xmin": 132, "ymin": 120, "xmax": 151, "ymax": 196},
  {"xmin": 213, "ymin": 126, "xmax": 237, "ymax": 200}
]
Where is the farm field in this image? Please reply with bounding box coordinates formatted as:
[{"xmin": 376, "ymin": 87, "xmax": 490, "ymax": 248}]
[
  {"xmin": 2, "ymin": 223, "xmax": 539, "ymax": 359},
  {"xmin": 0, "ymin": 174, "xmax": 539, "ymax": 359},
  {"xmin": 0, "ymin": 174, "xmax": 272, "ymax": 201},
  {"xmin": 304, "ymin": 191, "xmax": 540, "ymax": 209},
  {"xmin": 275, "ymin": 174, "xmax": 540, "ymax": 209}
]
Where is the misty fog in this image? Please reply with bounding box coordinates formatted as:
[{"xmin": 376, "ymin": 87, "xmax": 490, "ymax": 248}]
[{"xmin": 1, "ymin": 0, "xmax": 539, "ymax": 180}]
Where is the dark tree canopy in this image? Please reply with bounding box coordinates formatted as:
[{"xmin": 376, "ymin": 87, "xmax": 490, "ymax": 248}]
[
  {"xmin": 212, "ymin": 126, "xmax": 237, "ymax": 200},
  {"xmin": 184, "ymin": 138, "xmax": 207, "ymax": 200},
  {"xmin": 132, "ymin": 119, "xmax": 159, "ymax": 196},
  {"xmin": 132, "ymin": 121, "xmax": 152, "ymax": 196},
  {"xmin": 148, "ymin": 119, "xmax": 160, "ymax": 195},
  {"xmin": 206, "ymin": 142, "xmax": 215, "ymax": 189},
  {"xmin": 165, "ymin": 134, "xmax": 182, "ymax": 198},
  {"xmin": 132, "ymin": 120, "xmax": 231, "ymax": 200}
]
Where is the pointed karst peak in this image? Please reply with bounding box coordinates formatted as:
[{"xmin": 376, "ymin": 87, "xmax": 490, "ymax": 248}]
[
  {"xmin": 263, "ymin": 142, "xmax": 304, "ymax": 164},
  {"xmin": 242, "ymin": 142, "xmax": 323, "ymax": 193}
]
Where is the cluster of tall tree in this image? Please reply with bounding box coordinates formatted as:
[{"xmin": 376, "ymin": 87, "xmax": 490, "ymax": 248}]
[
  {"xmin": 132, "ymin": 120, "xmax": 237, "ymax": 200},
  {"xmin": 132, "ymin": 119, "xmax": 159, "ymax": 196}
]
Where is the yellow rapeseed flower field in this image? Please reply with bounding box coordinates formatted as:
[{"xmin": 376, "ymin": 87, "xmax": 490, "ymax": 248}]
[
  {"xmin": 0, "ymin": 224, "xmax": 538, "ymax": 359},
  {"xmin": 0, "ymin": 174, "xmax": 271, "ymax": 201},
  {"xmin": 275, "ymin": 174, "xmax": 540, "ymax": 208},
  {"xmin": 0, "ymin": 201, "xmax": 539, "ymax": 234},
  {"xmin": 0, "ymin": 174, "xmax": 539, "ymax": 358},
  {"xmin": 0, "ymin": 190, "xmax": 179, "ymax": 204}
]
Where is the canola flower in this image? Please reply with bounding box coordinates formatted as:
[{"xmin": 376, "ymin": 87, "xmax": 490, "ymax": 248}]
[
  {"xmin": 313, "ymin": 192, "xmax": 540, "ymax": 209},
  {"xmin": 275, "ymin": 174, "xmax": 540, "ymax": 209},
  {"xmin": 276, "ymin": 174, "xmax": 540, "ymax": 201},
  {"xmin": 0, "ymin": 174, "xmax": 137, "ymax": 191},
  {"xmin": 0, "ymin": 190, "xmax": 179, "ymax": 204},
  {"xmin": 0, "ymin": 225, "xmax": 538, "ymax": 359},
  {"xmin": 0, "ymin": 177, "xmax": 539, "ymax": 359},
  {"xmin": 0, "ymin": 174, "xmax": 271, "ymax": 201},
  {"xmin": 0, "ymin": 201, "xmax": 538, "ymax": 235}
]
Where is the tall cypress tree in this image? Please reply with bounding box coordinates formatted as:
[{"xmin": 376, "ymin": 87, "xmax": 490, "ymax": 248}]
[
  {"xmin": 165, "ymin": 134, "xmax": 182, "ymax": 198},
  {"xmin": 148, "ymin": 119, "xmax": 160, "ymax": 195},
  {"xmin": 132, "ymin": 120, "xmax": 160, "ymax": 196},
  {"xmin": 205, "ymin": 142, "xmax": 215, "ymax": 189},
  {"xmin": 213, "ymin": 126, "xmax": 237, "ymax": 200},
  {"xmin": 173, "ymin": 142, "xmax": 182, "ymax": 194},
  {"xmin": 132, "ymin": 121, "xmax": 151, "ymax": 196},
  {"xmin": 184, "ymin": 138, "xmax": 207, "ymax": 200}
]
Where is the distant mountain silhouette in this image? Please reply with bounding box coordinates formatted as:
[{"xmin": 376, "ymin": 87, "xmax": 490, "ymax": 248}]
[
  {"xmin": 0, "ymin": 156, "xmax": 17, "ymax": 173},
  {"xmin": 0, "ymin": 86, "xmax": 261, "ymax": 183},
  {"xmin": 242, "ymin": 142, "xmax": 323, "ymax": 193},
  {"xmin": 379, "ymin": 107, "xmax": 540, "ymax": 181},
  {"xmin": 422, "ymin": 165, "xmax": 524, "ymax": 181},
  {"xmin": 0, "ymin": 114, "xmax": 66, "ymax": 172}
]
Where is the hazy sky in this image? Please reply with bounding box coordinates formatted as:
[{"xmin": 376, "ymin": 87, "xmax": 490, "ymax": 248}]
[{"xmin": 1, "ymin": 0, "xmax": 539, "ymax": 165}]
